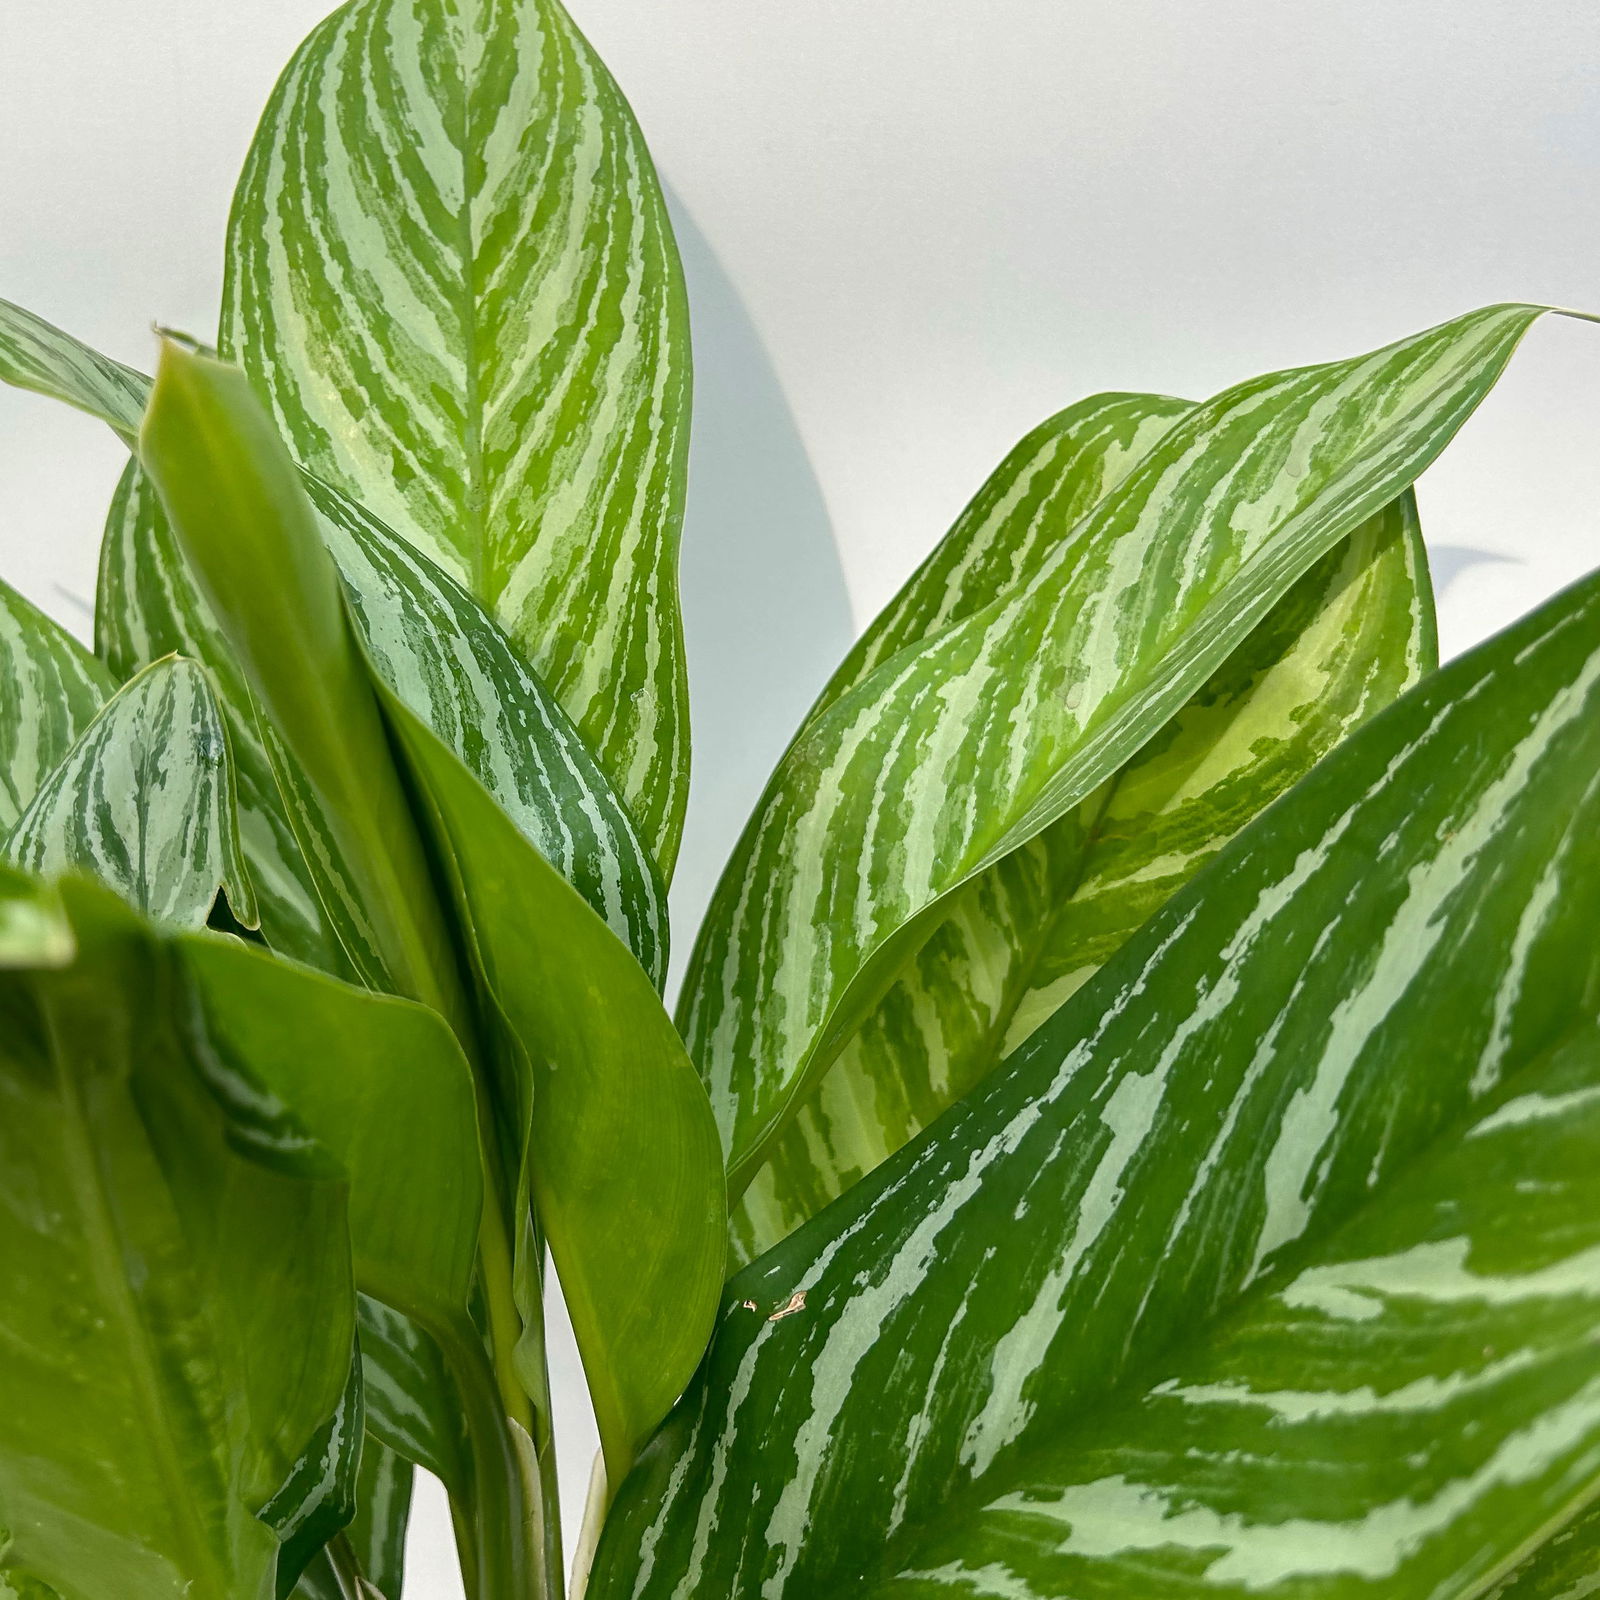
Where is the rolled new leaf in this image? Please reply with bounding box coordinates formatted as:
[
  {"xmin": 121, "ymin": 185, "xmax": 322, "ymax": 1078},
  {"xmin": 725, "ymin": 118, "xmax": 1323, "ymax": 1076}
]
[
  {"xmin": 138, "ymin": 341, "xmax": 465, "ymax": 1028},
  {"xmin": 682, "ymin": 304, "xmax": 1557, "ymax": 1198},
  {"xmin": 224, "ymin": 0, "xmax": 693, "ymax": 875},
  {"xmin": 5, "ymin": 655, "xmax": 257, "ymax": 932},
  {"xmin": 0, "ymin": 574, "xmax": 114, "ymax": 831},
  {"xmin": 0, "ymin": 872, "xmax": 355, "ymax": 1600},
  {"xmin": 593, "ymin": 562, "xmax": 1600, "ymax": 1599}
]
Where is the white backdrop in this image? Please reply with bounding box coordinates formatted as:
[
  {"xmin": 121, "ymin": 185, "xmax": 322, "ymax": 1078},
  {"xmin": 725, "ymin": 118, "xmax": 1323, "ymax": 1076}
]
[{"xmin": 4, "ymin": 1, "xmax": 1599, "ymax": 1592}]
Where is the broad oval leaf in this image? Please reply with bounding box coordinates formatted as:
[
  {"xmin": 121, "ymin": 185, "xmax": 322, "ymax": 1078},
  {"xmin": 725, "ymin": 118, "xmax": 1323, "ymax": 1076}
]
[
  {"xmin": 736, "ymin": 491, "xmax": 1434, "ymax": 1258},
  {"xmin": 5, "ymin": 656, "xmax": 257, "ymax": 931},
  {"xmin": 682, "ymin": 303, "xmax": 1552, "ymax": 1194},
  {"xmin": 223, "ymin": 0, "xmax": 693, "ymax": 874},
  {"xmin": 0, "ymin": 873, "xmax": 354, "ymax": 1600},
  {"xmin": 592, "ymin": 561, "xmax": 1600, "ymax": 1598},
  {"xmin": 0, "ymin": 574, "xmax": 113, "ymax": 832},
  {"xmin": 374, "ymin": 684, "xmax": 724, "ymax": 1483}
]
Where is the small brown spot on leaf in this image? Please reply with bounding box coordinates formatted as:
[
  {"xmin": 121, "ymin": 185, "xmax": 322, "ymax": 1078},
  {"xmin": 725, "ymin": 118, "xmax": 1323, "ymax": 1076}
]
[{"xmin": 768, "ymin": 1291, "xmax": 807, "ymax": 1322}]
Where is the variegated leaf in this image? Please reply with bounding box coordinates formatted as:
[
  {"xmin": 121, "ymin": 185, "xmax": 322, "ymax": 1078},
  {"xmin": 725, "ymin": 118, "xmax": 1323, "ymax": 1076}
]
[
  {"xmin": 735, "ymin": 492, "xmax": 1433, "ymax": 1258},
  {"xmin": 1486, "ymin": 1495, "xmax": 1600, "ymax": 1597},
  {"xmin": 0, "ymin": 295, "xmax": 145, "ymax": 442},
  {"xmin": 682, "ymin": 304, "xmax": 1555, "ymax": 1196},
  {"xmin": 355, "ymin": 1298, "xmax": 469, "ymax": 1499},
  {"xmin": 5, "ymin": 656, "xmax": 256, "ymax": 931},
  {"xmin": 222, "ymin": 0, "xmax": 692, "ymax": 874},
  {"xmin": 0, "ymin": 295, "xmax": 670, "ymax": 982},
  {"xmin": 0, "ymin": 575, "xmax": 114, "ymax": 832},
  {"xmin": 99, "ymin": 462, "xmax": 356, "ymax": 977},
  {"xmin": 592, "ymin": 545, "xmax": 1600, "ymax": 1599}
]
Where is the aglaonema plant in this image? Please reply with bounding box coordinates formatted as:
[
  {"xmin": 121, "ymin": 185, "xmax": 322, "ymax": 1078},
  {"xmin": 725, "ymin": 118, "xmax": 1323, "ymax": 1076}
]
[{"xmin": 1, "ymin": 2, "xmax": 1597, "ymax": 1598}]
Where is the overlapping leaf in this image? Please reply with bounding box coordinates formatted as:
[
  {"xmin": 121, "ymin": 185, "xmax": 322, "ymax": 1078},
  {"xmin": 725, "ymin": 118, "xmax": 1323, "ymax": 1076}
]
[
  {"xmin": 0, "ymin": 575, "xmax": 113, "ymax": 832},
  {"xmin": 5, "ymin": 655, "xmax": 256, "ymax": 931},
  {"xmin": 0, "ymin": 873, "xmax": 354, "ymax": 1600},
  {"xmin": 681, "ymin": 303, "xmax": 1553, "ymax": 1197},
  {"xmin": 593, "ymin": 560, "xmax": 1600, "ymax": 1598},
  {"xmin": 223, "ymin": 0, "xmax": 693, "ymax": 874},
  {"xmin": 0, "ymin": 296, "xmax": 145, "ymax": 441},
  {"xmin": 377, "ymin": 689, "xmax": 725, "ymax": 1482},
  {"xmin": 736, "ymin": 491, "xmax": 1434, "ymax": 1256}
]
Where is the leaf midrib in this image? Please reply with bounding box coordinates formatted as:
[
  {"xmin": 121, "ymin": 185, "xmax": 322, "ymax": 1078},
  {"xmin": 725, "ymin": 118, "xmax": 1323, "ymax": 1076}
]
[{"xmin": 42, "ymin": 982, "xmax": 233, "ymax": 1598}]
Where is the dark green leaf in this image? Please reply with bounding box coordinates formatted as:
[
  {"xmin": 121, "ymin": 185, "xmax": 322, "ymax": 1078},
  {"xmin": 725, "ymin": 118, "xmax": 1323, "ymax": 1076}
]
[{"xmin": 593, "ymin": 563, "xmax": 1600, "ymax": 1598}]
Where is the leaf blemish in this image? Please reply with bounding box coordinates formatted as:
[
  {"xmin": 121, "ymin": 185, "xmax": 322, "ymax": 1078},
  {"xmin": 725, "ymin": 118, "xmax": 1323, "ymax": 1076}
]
[{"xmin": 768, "ymin": 1291, "xmax": 807, "ymax": 1322}]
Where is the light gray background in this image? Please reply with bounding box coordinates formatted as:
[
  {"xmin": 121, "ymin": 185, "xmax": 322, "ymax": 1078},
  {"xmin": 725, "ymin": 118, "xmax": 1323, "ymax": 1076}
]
[{"xmin": 4, "ymin": 2, "xmax": 1598, "ymax": 1592}]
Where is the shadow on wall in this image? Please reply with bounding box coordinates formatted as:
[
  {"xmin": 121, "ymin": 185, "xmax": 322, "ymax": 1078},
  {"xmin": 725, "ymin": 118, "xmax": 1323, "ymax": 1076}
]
[{"xmin": 665, "ymin": 192, "xmax": 855, "ymax": 980}]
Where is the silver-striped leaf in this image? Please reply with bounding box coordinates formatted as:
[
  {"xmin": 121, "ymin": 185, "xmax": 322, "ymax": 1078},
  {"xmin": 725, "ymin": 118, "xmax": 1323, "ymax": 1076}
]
[
  {"xmin": 736, "ymin": 489, "xmax": 1434, "ymax": 1259},
  {"xmin": 5, "ymin": 655, "xmax": 256, "ymax": 932},
  {"xmin": 99, "ymin": 462, "xmax": 356, "ymax": 978},
  {"xmin": 222, "ymin": 0, "xmax": 692, "ymax": 875},
  {"xmin": 591, "ymin": 557, "xmax": 1600, "ymax": 1599},
  {"xmin": 0, "ymin": 295, "xmax": 145, "ymax": 442},
  {"xmin": 681, "ymin": 303, "xmax": 1552, "ymax": 1196},
  {"xmin": 0, "ymin": 575, "xmax": 114, "ymax": 832},
  {"xmin": 0, "ymin": 296, "xmax": 670, "ymax": 983}
]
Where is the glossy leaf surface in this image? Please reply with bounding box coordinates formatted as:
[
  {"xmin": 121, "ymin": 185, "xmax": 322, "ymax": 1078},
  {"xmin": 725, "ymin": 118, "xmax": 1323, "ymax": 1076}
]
[
  {"xmin": 375, "ymin": 687, "xmax": 724, "ymax": 1481},
  {"xmin": 736, "ymin": 491, "xmax": 1434, "ymax": 1256},
  {"xmin": 182, "ymin": 933, "xmax": 483, "ymax": 1330},
  {"xmin": 223, "ymin": 0, "xmax": 693, "ymax": 872},
  {"xmin": 0, "ymin": 875, "xmax": 353, "ymax": 1600},
  {"xmin": 680, "ymin": 307, "xmax": 1552, "ymax": 1194},
  {"xmin": 594, "ymin": 561, "xmax": 1600, "ymax": 1598},
  {"xmin": 5, "ymin": 656, "xmax": 256, "ymax": 931},
  {"xmin": 0, "ymin": 575, "xmax": 113, "ymax": 832}
]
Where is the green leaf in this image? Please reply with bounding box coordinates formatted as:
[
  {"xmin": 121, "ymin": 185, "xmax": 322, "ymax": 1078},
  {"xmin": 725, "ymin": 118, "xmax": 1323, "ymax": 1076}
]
[
  {"xmin": 138, "ymin": 342, "xmax": 468, "ymax": 1025},
  {"xmin": 343, "ymin": 1437, "xmax": 413, "ymax": 1600},
  {"xmin": 99, "ymin": 461, "xmax": 357, "ymax": 979},
  {"xmin": 260, "ymin": 1351, "xmax": 364, "ymax": 1598},
  {"xmin": 182, "ymin": 933, "xmax": 482, "ymax": 1329},
  {"xmin": 681, "ymin": 303, "xmax": 1552, "ymax": 1196},
  {"xmin": 1486, "ymin": 1495, "xmax": 1600, "ymax": 1597},
  {"xmin": 355, "ymin": 1297, "xmax": 470, "ymax": 1499},
  {"xmin": 6, "ymin": 305, "xmax": 666, "ymax": 986},
  {"xmin": 5, "ymin": 656, "xmax": 257, "ymax": 931},
  {"xmin": 0, "ymin": 296, "xmax": 145, "ymax": 442},
  {"xmin": 735, "ymin": 491, "xmax": 1434, "ymax": 1258},
  {"xmin": 0, "ymin": 576, "xmax": 114, "ymax": 832},
  {"xmin": 373, "ymin": 685, "xmax": 725, "ymax": 1482},
  {"xmin": 591, "ymin": 561, "xmax": 1600, "ymax": 1598},
  {"xmin": 0, "ymin": 873, "xmax": 354, "ymax": 1600},
  {"xmin": 222, "ymin": 0, "xmax": 693, "ymax": 875}
]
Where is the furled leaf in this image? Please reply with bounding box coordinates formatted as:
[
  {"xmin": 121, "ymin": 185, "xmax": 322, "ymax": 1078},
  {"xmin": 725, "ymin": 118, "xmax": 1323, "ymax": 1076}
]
[
  {"xmin": 375, "ymin": 686, "xmax": 724, "ymax": 1482},
  {"xmin": 0, "ymin": 873, "xmax": 354, "ymax": 1600},
  {"xmin": 592, "ymin": 560, "xmax": 1600, "ymax": 1598},
  {"xmin": 736, "ymin": 491, "xmax": 1434, "ymax": 1257},
  {"xmin": 0, "ymin": 296, "xmax": 145, "ymax": 441},
  {"xmin": 99, "ymin": 462, "xmax": 356, "ymax": 978},
  {"xmin": 681, "ymin": 304, "xmax": 1554, "ymax": 1196},
  {"xmin": 260, "ymin": 1352, "xmax": 364, "ymax": 1597},
  {"xmin": 0, "ymin": 577, "xmax": 113, "ymax": 832},
  {"xmin": 5, "ymin": 656, "xmax": 257, "ymax": 930},
  {"xmin": 223, "ymin": 0, "xmax": 693, "ymax": 874},
  {"xmin": 181, "ymin": 932, "xmax": 483, "ymax": 1331},
  {"xmin": 138, "ymin": 342, "xmax": 468, "ymax": 1022}
]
